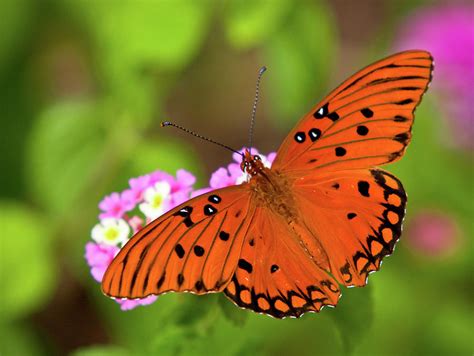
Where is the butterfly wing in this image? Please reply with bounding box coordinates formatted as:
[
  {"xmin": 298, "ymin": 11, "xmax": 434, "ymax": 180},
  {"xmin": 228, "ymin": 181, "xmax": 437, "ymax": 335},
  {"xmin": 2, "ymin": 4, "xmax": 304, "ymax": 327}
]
[
  {"xmin": 292, "ymin": 168, "xmax": 406, "ymax": 287},
  {"xmin": 224, "ymin": 206, "xmax": 341, "ymax": 319},
  {"xmin": 272, "ymin": 50, "xmax": 433, "ymax": 172},
  {"xmin": 102, "ymin": 185, "xmax": 255, "ymax": 299}
]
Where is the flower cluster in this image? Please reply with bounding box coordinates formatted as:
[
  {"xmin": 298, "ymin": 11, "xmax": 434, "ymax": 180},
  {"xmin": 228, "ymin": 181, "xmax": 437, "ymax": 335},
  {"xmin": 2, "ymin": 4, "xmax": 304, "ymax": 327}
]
[{"xmin": 85, "ymin": 148, "xmax": 275, "ymax": 310}]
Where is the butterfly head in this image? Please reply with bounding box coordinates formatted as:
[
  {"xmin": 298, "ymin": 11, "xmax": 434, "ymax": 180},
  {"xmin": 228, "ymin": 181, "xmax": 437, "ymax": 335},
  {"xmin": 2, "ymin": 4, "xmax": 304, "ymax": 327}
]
[{"xmin": 241, "ymin": 149, "xmax": 264, "ymax": 176}]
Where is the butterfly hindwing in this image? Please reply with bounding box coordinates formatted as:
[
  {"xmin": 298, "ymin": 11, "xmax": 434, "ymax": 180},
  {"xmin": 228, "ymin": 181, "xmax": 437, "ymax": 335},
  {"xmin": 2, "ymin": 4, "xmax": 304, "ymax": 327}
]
[
  {"xmin": 224, "ymin": 207, "xmax": 341, "ymax": 318},
  {"xmin": 272, "ymin": 50, "xmax": 433, "ymax": 173},
  {"xmin": 292, "ymin": 168, "xmax": 406, "ymax": 286},
  {"xmin": 102, "ymin": 185, "xmax": 255, "ymax": 299}
]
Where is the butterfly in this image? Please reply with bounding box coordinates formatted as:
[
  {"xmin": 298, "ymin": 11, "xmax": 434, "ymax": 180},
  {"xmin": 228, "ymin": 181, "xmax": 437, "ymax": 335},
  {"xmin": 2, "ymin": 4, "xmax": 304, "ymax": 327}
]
[{"xmin": 102, "ymin": 50, "xmax": 433, "ymax": 318}]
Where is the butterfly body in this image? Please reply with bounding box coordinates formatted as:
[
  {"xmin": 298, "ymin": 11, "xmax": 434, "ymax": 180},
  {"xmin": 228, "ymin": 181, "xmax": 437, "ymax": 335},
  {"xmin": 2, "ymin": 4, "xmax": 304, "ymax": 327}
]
[{"xmin": 102, "ymin": 50, "xmax": 433, "ymax": 318}]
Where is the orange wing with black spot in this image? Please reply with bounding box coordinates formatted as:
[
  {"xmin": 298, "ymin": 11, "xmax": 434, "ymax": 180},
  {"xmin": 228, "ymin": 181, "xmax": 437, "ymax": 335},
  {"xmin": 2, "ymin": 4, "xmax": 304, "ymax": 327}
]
[
  {"xmin": 292, "ymin": 168, "xmax": 406, "ymax": 287},
  {"xmin": 224, "ymin": 206, "xmax": 341, "ymax": 318},
  {"xmin": 272, "ymin": 50, "xmax": 433, "ymax": 173},
  {"xmin": 102, "ymin": 186, "xmax": 255, "ymax": 298}
]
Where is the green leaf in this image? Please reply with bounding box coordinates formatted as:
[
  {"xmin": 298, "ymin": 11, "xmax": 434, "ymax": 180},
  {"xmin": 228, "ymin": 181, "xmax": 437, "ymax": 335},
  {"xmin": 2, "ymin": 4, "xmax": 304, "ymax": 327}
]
[
  {"xmin": 72, "ymin": 0, "xmax": 212, "ymax": 73},
  {"xmin": 26, "ymin": 101, "xmax": 105, "ymax": 214},
  {"xmin": 71, "ymin": 345, "xmax": 131, "ymax": 356},
  {"xmin": 224, "ymin": 0, "xmax": 291, "ymax": 49},
  {"xmin": 0, "ymin": 0, "xmax": 34, "ymax": 71},
  {"xmin": 217, "ymin": 294, "xmax": 248, "ymax": 327},
  {"xmin": 149, "ymin": 324, "xmax": 191, "ymax": 356},
  {"xmin": 263, "ymin": 2, "xmax": 338, "ymax": 129},
  {"xmin": 329, "ymin": 285, "xmax": 374, "ymax": 354},
  {"xmin": 123, "ymin": 137, "xmax": 203, "ymax": 182},
  {"xmin": 0, "ymin": 202, "xmax": 55, "ymax": 322},
  {"xmin": 0, "ymin": 323, "xmax": 45, "ymax": 355}
]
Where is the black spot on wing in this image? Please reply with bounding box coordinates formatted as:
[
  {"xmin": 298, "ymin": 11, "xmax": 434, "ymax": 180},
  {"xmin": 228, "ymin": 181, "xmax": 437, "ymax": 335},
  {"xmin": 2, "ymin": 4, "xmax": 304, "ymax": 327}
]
[
  {"xmin": 193, "ymin": 245, "xmax": 205, "ymax": 257},
  {"xmin": 294, "ymin": 132, "xmax": 306, "ymax": 143},
  {"xmin": 204, "ymin": 204, "xmax": 217, "ymax": 216},
  {"xmin": 314, "ymin": 103, "xmax": 329, "ymax": 118},
  {"xmin": 174, "ymin": 206, "xmax": 194, "ymax": 227},
  {"xmin": 357, "ymin": 125, "xmax": 369, "ymax": 136},
  {"xmin": 347, "ymin": 212, "xmax": 357, "ymax": 220},
  {"xmin": 219, "ymin": 231, "xmax": 229, "ymax": 241},
  {"xmin": 195, "ymin": 280, "xmax": 204, "ymax": 291},
  {"xmin": 309, "ymin": 128, "xmax": 321, "ymax": 142},
  {"xmin": 327, "ymin": 111, "xmax": 339, "ymax": 121},
  {"xmin": 238, "ymin": 259, "xmax": 253, "ymax": 273},
  {"xmin": 394, "ymin": 132, "xmax": 410, "ymax": 144},
  {"xmin": 177, "ymin": 273, "xmax": 184, "ymax": 286},
  {"xmin": 394, "ymin": 115, "xmax": 409, "ymax": 122},
  {"xmin": 208, "ymin": 194, "xmax": 221, "ymax": 204},
  {"xmin": 358, "ymin": 181, "xmax": 370, "ymax": 197},
  {"xmin": 335, "ymin": 147, "xmax": 347, "ymax": 157},
  {"xmin": 174, "ymin": 244, "xmax": 185, "ymax": 259},
  {"xmin": 361, "ymin": 108, "xmax": 373, "ymax": 118},
  {"xmin": 396, "ymin": 98, "xmax": 414, "ymax": 105},
  {"xmin": 157, "ymin": 273, "xmax": 165, "ymax": 289}
]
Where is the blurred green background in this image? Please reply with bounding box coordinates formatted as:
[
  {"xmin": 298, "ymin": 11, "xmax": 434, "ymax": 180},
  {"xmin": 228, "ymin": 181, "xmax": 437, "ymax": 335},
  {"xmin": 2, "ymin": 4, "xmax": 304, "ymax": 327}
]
[{"xmin": 1, "ymin": 0, "xmax": 472, "ymax": 355}]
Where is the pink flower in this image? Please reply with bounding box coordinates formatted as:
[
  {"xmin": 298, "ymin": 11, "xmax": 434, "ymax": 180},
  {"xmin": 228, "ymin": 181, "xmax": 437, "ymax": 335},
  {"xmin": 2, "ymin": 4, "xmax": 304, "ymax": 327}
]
[
  {"xmin": 117, "ymin": 295, "xmax": 158, "ymax": 310},
  {"xmin": 85, "ymin": 242, "xmax": 119, "ymax": 282},
  {"xmin": 150, "ymin": 169, "xmax": 196, "ymax": 206},
  {"xmin": 123, "ymin": 174, "xmax": 153, "ymax": 204},
  {"xmin": 98, "ymin": 192, "xmax": 135, "ymax": 219},
  {"xmin": 406, "ymin": 210, "xmax": 460, "ymax": 257},
  {"xmin": 394, "ymin": 4, "xmax": 474, "ymax": 149},
  {"xmin": 127, "ymin": 215, "xmax": 144, "ymax": 234}
]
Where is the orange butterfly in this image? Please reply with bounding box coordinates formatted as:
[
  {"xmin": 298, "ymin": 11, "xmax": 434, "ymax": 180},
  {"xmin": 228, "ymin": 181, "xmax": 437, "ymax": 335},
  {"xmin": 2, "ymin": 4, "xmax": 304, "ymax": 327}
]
[{"xmin": 102, "ymin": 50, "xmax": 433, "ymax": 318}]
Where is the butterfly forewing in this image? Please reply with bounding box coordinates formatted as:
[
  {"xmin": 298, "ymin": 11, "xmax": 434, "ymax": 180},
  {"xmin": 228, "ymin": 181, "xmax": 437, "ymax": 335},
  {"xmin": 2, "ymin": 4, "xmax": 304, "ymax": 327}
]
[
  {"xmin": 272, "ymin": 50, "xmax": 433, "ymax": 172},
  {"xmin": 102, "ymin": 185, "xmax": 255, "ymax": 299}
]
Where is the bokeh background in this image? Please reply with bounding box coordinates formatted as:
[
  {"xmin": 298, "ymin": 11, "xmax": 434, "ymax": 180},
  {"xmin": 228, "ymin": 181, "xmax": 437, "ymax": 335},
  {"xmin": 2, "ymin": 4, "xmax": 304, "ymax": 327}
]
[{"xmin": 1, "ymin": 0, "xmax": 472, "ymax": 355}]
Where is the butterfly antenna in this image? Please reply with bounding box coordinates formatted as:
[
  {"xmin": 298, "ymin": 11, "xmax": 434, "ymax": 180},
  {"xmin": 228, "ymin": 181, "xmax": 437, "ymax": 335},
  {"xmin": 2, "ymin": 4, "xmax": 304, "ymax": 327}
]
[
  {"xmin": 161, "ymin": 121, "xmax": 244, "ymax": 157},
  {"xmin": 248, "ymin": 66, "xmax": 267, "ymax": 155}
]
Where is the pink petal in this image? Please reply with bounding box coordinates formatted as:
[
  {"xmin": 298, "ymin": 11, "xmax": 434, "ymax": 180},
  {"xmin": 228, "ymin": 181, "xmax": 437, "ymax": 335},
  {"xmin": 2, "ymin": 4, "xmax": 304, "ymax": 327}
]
[
  {"xmin": 176, "ymin": 169, "xmax": 196, "ymax": 188},
  {"xmin": 91, "ymin": 266, "xmax": 107, "ymax": 282},
  {"xmin": 121, "ymin": 189, "xmax": 138, "ymax": 210},
  {"xmin": 118, "ymin": 295, "xmax": 158, "ymax": 310},
  {"xmin": 267, "ymin": 152, "xmax": 276, "ymax": 165},
  {"xmin": 128, "ymin": 215, "xmax": 144, "ymax": 233},
  {"xmin": 210, "ymin": 167, "xmax": 234, "ymax": 188},
  {"xmin": 149, "ymin": 171, "xmax": 174, "ymax": 186}
]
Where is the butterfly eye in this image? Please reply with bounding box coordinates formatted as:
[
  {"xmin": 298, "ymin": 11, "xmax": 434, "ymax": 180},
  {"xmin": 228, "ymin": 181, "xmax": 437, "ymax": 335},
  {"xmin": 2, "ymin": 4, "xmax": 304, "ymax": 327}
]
[{"xmin": 253, "ymin": 155, "xmax": 261, "ymax": 161}]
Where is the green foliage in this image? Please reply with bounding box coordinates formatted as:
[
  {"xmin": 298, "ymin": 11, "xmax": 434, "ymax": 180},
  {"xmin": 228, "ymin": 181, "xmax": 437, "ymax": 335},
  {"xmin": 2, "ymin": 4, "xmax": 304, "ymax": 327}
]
[
  {"xmin": 0, "ymin": 202, "xmax": 55, "ymax": 322},
  {"xmin": 72, "ymin": 345, "xmax": 130, "ymax": 356},
  {"xmin": 0, "ymin": 323, "xmax": 45, "ymax": 356},
  {"xmin": 26, "ymin": 102, "xmax": 105, "ymax": 215},
  {"xmin": 0, "ymin": 0, "xmax": 34, "ymax": 71},
  {"xmin": 217, "ymin": 294, "xmax": 248, "ymax": 327},
  {"xmin": 224, "ymin": 0, "xmax": 291, "ymax": 49},
  {"xmin": 329, "ymin": 286, "xmax": 374, "ymax": 354},
  {"xmin": 122, "ymin": 138, "xmax": 203, "ymax": 183},
  {"xmin": 264, "ymin": 1, "xmax": 338, "ymax": 128}
]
